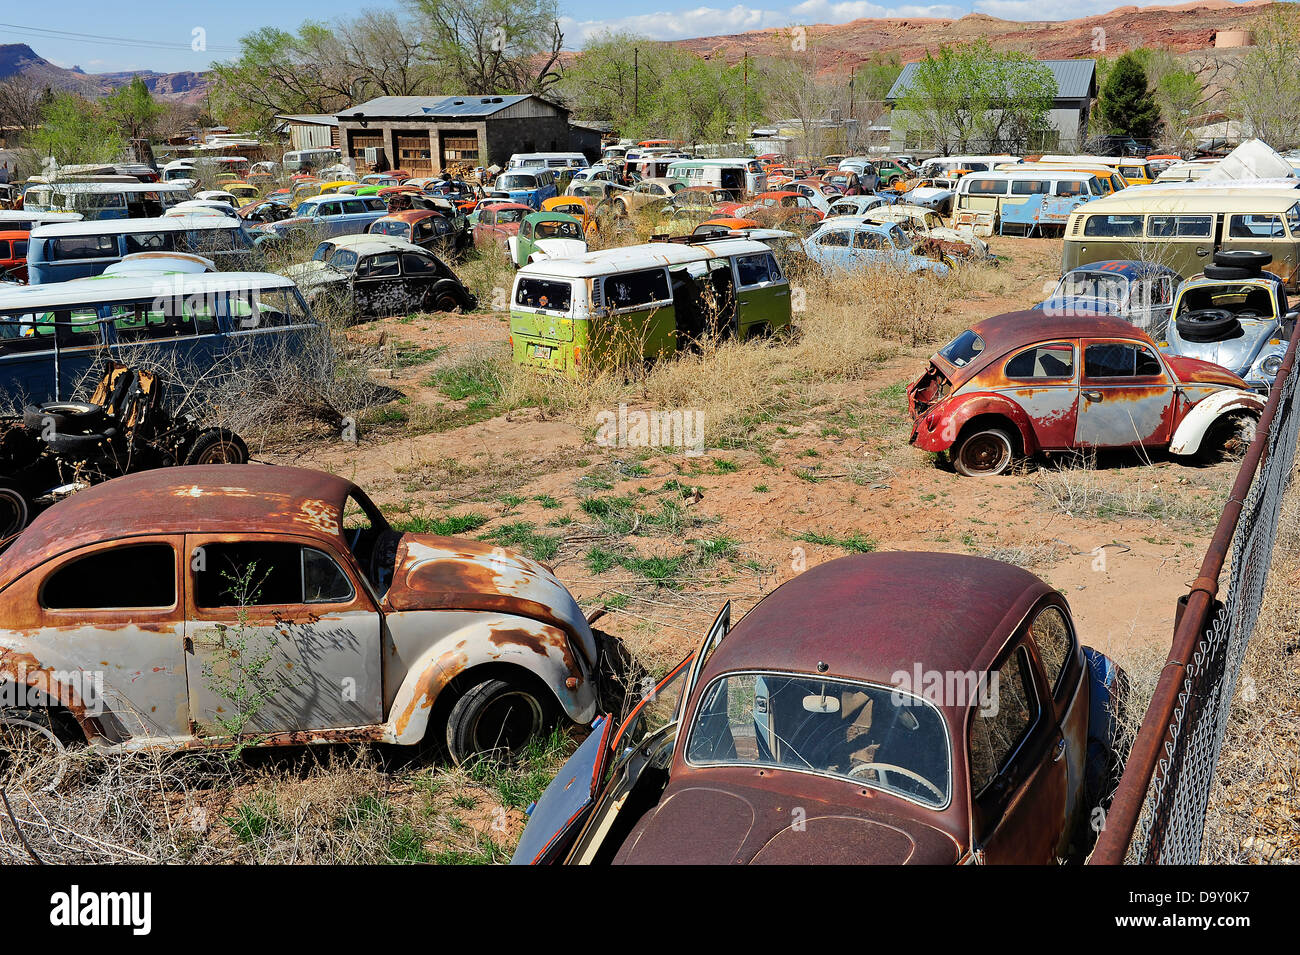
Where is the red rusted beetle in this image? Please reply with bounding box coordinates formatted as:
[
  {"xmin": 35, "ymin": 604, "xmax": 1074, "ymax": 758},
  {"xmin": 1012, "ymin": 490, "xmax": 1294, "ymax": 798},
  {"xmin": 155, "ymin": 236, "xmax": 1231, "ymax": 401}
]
[
  {"xmin": 908, "ymin": 311, "xmax": 1265, "ymax": 476},
  {"xmin": 513, "ymin": 552, "xmax": 1127, "ymax": 865}
]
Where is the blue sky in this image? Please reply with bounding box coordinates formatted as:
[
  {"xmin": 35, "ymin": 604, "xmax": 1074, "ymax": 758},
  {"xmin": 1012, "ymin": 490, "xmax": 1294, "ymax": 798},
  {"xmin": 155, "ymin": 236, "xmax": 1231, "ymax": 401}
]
[{"xmin": 0, "ymin": 0, "xmax": 1248, "ymax": 73}]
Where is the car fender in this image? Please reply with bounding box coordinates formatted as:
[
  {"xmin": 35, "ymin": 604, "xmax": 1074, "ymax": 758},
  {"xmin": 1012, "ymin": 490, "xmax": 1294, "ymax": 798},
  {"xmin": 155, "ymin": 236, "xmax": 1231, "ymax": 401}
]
[
  {"xmin": 911, "ymin": 393, "xmax": 1038, "ymax": 454},
  {"xmin": 1169, "ymin": 388, "xmax": 1265, "ymax": 455},
  {"xmin": 507, "ymin": 235, "xmax": 519, "ymax": 263},
  {"xmin": 385, "ymin": 613, "xmax": 597, "ymax": 745}
]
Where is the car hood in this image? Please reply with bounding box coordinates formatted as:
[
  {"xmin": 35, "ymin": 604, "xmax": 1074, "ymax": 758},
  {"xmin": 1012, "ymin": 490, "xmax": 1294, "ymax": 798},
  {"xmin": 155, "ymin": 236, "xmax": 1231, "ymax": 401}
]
[
  {"xmin": 1164, "ymin": 321, "xmax": 1277, "ymax": 377},
  {"xmin": 1163, "ymin": 353, "xmax": 1250, "ymax": 388},
  {"xmin": 531, "ymin": 238, "xmax": 587, "ymax": 260},
  {"xmin": 614, "ymin": 773, "xmax": 961, "ymax": 864},
  {"xmin": 294, "ymin": 266, "xmax": 347, "ymax": 290},
  {"xmin": 381, "ymin": 534, "xmax": 596, "ymax": 666},
  {"xmin": 909, "ymin": 187, "xmax": 952, "ymax": 201}
]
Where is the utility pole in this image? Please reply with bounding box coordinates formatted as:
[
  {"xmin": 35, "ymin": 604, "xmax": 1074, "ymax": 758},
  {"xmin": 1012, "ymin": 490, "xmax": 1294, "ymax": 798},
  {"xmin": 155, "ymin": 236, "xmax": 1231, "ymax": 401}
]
[{"xmin": 634, "ymin": 47, "xmax": 639, "ymax": 120}]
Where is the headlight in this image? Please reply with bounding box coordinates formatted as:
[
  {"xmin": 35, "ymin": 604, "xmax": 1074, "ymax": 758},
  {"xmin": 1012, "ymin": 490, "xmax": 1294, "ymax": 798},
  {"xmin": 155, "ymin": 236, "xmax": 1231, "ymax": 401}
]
[{"xmin": 1261, "ymin": 354, "xmax": 1283, "ymax": 378}]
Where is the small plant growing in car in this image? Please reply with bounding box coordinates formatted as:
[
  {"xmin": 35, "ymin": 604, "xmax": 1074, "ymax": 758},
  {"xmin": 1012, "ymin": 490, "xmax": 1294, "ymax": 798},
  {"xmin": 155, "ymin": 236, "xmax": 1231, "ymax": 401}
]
[{"xmin": 195, "ymin": 562, "xmax": 283, "ymax": 758}]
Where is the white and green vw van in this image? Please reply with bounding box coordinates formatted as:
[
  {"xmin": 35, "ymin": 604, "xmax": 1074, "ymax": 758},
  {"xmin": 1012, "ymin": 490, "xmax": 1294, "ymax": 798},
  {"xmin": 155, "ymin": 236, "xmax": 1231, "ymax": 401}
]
[{"xmin": 509, "ymin": 238, "xmax": 792, "ymax": 376}]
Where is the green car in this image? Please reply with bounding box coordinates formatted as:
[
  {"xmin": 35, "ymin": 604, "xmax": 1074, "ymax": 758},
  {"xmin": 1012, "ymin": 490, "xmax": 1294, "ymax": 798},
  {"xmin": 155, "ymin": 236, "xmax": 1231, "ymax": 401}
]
[
  {"xmin": 875, "ymin": 160, "xmax": 911, "ymax": 186},
  {"xmin": 508, "ymin": 211, "xmax": 588, "ymax": 268}
]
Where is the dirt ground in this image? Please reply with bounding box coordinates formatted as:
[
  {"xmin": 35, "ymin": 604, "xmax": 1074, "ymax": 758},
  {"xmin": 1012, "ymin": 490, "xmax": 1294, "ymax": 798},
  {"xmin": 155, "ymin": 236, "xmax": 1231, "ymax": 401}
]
[{"xmin": 270, "ymin": 234, "xmax": 1236, "ymax": 677}]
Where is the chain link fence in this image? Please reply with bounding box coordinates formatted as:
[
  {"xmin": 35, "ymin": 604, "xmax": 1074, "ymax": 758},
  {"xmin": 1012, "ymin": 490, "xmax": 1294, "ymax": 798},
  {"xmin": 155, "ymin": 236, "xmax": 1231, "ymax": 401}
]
[{"xmin": 1092, "ymin": 334, "xmax": 1300, "ymax": 864}]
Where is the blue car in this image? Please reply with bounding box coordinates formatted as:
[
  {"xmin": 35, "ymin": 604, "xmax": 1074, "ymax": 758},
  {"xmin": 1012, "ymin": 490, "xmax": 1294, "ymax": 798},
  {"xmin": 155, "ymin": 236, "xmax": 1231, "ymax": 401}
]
[
  {"xmin": 803, "ymin": 218, "xmax": 950, "ymax": 276},
  {"xmin": 261, "ymin": 193, "xmax": 390, "ymax": 241},
  {"xmin": 1036, "ymin": 259, "xmax": 1180, "ymax": 335}
]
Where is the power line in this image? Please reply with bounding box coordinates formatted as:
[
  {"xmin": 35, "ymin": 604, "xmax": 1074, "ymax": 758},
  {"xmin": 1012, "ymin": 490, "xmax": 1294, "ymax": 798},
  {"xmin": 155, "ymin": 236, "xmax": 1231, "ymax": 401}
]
[{"xmin": 0, "ymin": 22, "xmax": 241, "ymax": 55}]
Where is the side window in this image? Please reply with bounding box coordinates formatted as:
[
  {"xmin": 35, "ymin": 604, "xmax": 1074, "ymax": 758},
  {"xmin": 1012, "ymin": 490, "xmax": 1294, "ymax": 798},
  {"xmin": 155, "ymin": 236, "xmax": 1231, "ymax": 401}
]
[
  {"xmin": 125, "ymin": 231, "xmax": 176, "ymax": 254},
  {"xmin": 52, "ymin": 235, "xmax": 116, "ymax": 260},
  {"xmin": 1229, "ymin": 213, "xmax": 1285, "ymax": 239},
  {"xmin": 193, "ymin": 542, "xmax": 353, "ymax": 607},
  {"xmin": 604, "ymin": 268, "xmax": 670, "ymax": 310},
  {"xmin": 360, "ymin": 253, "xmax": 400, "ymax": 278},
  {"xmin": 1084, "ymin": 342, "xmax": 1163, "ymax": 378},
  {"xmin": 1005, "ymin": 342, "xmax": 1074, "ymax": 379},
  {"xmin": 968, "ymin": 647, "xmax": 1039, "ymax": 794},
  {"xmin": 818, "ymin": 230, "xmax": 850, "ymax": 247},
  {"xmin": 1147, "ymin": 215, "xmax": 1212, "ymax": 238},
  {"xmin": 42, "ymin": 544, "xmax": 176, "ymax": 610},
  {"xmin": 341, "ymin": 199, "xmax": 367, "ymax": 215},
  {"xmin": 736, "ymin": 254, "xmax": 775, "ymax": 286},
  {"xmin": 400, "ymin": 253, "xmax": 437, "ymax": 275},
  {"xmin": 853, "ymin": 231, "xmax": 884, "ymax": 250},
  {"xmin": 1030, "ymin": 605, "xmax": 1075, "ymax": 695}
]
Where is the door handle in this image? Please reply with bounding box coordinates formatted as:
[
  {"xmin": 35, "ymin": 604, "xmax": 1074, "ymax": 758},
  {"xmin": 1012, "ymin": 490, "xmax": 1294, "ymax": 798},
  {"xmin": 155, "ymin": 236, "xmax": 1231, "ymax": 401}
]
[
  {"xmin": 1053, "ymin": 737, "xmax": 1067, "ymax": 763},
  {"xmin": 1083, "ymin": 390, "xmax": 1103, "ymax": 402},
  {"xmin": 1195, "ymin": 247, "xmax": 1210, "ymax": 256}
]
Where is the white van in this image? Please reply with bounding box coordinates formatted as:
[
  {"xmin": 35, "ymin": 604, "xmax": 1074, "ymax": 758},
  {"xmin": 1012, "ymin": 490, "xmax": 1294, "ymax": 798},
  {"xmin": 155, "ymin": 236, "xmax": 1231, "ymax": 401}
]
[
  {"xmin": 666, "ymin": 159, "xmax": 768, "ymax": 197},
  {"xmin": 507, "ymin": 152, "xmax": 590, "ymax": 173},
  {"xmin": 918, "ymin": 155, "xmax": 1022, "ymax": 178},
  {"xmin": 283, "ymin": 148, "xmax": 341, "ymax": 173}
]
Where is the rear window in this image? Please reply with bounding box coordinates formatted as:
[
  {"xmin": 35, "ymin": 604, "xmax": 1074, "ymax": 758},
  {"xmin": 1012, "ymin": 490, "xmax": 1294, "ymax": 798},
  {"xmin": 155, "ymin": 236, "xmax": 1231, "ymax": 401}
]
[
  {"xmin": 939, "ymin": 329, "xmax": 984, "ymax": 367},
  {"xmin": 515, "ymin": 277, "xmax": 573, "ymax": 312}
]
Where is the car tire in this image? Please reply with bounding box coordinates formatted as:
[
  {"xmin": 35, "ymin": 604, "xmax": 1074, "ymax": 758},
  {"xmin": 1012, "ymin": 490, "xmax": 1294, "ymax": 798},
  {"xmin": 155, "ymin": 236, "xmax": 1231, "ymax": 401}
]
[
  {"xmin": 0, "ymin": 707, "xmax": 74, "ymax": 793},
  {"xmin": 1176, "ymin": 307, "xmax": 1240, "ymax": 342},
  {"xmin": 0, "ymin": 480, "xmax": 30, "ymax": 541},
  {"xmin": 1198, "ymin": 411, "xmax": 1257, "ymax": 462},
  {"xmin": 1201, "ymin": 264, "xmax": 1256, "ymax": 281},
  {"xmin": 44, "ymin": 429, "xmax": 113, "ymax": 455},
  {"xmin": 22, "ymin": 401, "xmax": 104, "ymax": 435},
  {"xmin": 952, "ymin": 426, "xmax": 1016, "ymax": 477},
  {"xmin": 445, "ymin": 677, "xmax": 556, "ymax": 765},
  {"xmin": 1213, "ymin": 249, "xmax": 1271, "ymax": 271},
  {"xmin": 183, "ymin": 429, "xmax": 248, "ymax": 465}
]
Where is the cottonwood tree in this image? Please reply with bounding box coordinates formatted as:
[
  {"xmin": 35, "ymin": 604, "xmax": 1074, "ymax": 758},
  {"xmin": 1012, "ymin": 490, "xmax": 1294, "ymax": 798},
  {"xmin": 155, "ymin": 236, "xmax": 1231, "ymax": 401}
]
[
  {"xmin": 1231, "ymin": 5, "xmax": 1300, "ymax": 149},
  {"xmin": 29, "ymin": 93, "xmax": 124, "ymax": 168},
  {"xmin": 406, "ymin": 0, "xmax": 564, "ymax": 95},
  {"xmin": 893, "ymin": 41, "xmax": 1056, "ymax": 154},
  {"xmin": 102, "ymin": 76, "xmax": 165, "ymax": 142}
]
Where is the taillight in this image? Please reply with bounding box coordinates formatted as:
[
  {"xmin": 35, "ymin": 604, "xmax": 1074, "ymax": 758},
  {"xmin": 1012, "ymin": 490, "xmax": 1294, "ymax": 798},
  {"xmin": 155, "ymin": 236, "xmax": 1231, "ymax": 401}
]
[{"xmin": 573, "ymin": 346, "xmax": 581, "ymax": 366}]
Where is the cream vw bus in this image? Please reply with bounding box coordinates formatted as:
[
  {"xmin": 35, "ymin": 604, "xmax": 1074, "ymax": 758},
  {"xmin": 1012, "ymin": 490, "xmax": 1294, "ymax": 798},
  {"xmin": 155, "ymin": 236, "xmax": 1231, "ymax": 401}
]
[{"xmin": 1062, "ymin": 187, "xmax": 1300, "ymax": 288}]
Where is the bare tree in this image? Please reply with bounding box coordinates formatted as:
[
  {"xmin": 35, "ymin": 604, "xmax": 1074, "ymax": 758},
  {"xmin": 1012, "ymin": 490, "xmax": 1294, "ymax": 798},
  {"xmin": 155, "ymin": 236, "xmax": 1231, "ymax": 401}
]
[
  {"xmin": 1230, "ymin": 6, "xmax": 1300, "ymax": 149},
  {"xmin": 0, "ymin": 75, "xmax": 43, "ymax": 135},
  {"xmin": 406, "ymin": 0, "xmax": 564, "ymax": 95}
]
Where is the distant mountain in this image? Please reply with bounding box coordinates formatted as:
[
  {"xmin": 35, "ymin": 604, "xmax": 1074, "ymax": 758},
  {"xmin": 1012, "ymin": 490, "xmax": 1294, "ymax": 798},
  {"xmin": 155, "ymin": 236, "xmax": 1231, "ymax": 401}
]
[
  {"xmin": 0, "ymin": 43, "xmax": 210, "ymax": 105},
  {"xmin": 672, "ymin": 0, "xmax": 1277, "ymax": 71}
]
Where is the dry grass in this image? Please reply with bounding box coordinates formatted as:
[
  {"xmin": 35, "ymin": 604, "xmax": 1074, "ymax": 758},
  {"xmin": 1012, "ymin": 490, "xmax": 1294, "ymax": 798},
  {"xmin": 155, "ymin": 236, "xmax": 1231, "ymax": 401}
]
[
  {"xmin": 1033, "ymin": 456, "xmax": 1225, "ymax": 530},
  {"xmin": 1202, "ymin": 481, "xmax": 1300, "ymax": 863}
]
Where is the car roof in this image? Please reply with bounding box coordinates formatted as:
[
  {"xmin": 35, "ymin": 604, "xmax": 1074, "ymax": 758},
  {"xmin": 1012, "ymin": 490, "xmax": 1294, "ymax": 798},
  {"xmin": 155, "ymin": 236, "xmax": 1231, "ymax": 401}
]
[
  {"xmin": 325, "ymin": 234, "xmax": 426, "ymax": 255},
  {"xmin": 964, "ymin": 310, "xmax": 1151, "ymax": 354},
  {"xmin": 1063, "ymin": 259, "xmax": 1180, "ymax": 280},
  {"xmin": 0, "ymin": 271, "xmax": 295, "ymax": 310},
  {"xmin": 0, "ymin": 465, "xmax": 357, "ymax": 585},
  {"xmin": 516, "ymin": 238, "xmax": 771, "ymax": 278},
  {"xmin": 699, "ymin": 552, "xmax": 1051, "ymax": 697},
  {"xmin": 30, "ymin": 215, "xmax": 239, "ymax": 238}
]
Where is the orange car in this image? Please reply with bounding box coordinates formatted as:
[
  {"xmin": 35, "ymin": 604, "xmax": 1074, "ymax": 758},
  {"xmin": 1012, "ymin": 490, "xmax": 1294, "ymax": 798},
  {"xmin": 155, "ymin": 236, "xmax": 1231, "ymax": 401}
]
[
  {"xmin": 0, "ymin": 230, "xmax": 29, "ymax": 282},
  {"xmin": 541, "ymin": 195, "xmax": 601, "ymax": 237}
]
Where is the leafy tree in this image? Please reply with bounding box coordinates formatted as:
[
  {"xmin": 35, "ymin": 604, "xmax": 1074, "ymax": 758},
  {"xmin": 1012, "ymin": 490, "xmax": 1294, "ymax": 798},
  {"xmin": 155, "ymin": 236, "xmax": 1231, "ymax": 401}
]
[
  {"xmin": 1097, "ymin": 51, "xmax": 1161, "ymax": 142},
  {"xmin": 405, "ymin": 0, "xmax": 563, "ymax": 95},
  {"xmin": 1231, "ymin": 5, "xmax": 1300, "ymax": 149},
  {"xmin": 893, "ymin": 41, "xmax": 1057, "ymax": 153},
  {"xmin": 29, "ymin": 93, "xmax": 123, "ymax": 168},
  {"xmin": 102, "ymin": 76, "xmax": 164, "ymax": 142}
]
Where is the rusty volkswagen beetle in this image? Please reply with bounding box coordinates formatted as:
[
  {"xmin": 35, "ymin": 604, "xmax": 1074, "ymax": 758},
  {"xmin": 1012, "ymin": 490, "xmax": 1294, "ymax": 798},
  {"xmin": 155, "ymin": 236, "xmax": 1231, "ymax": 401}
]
[
  {"xmin": 908, "ymin": 311, "xmax": 1266, "ymax": 476},
  {"xmin": 513, "ymin": 552, "xmax": 1125, "ymax": 865},
  {"xmin": 0, "ymin": 465, "xmax": 598, "ymax": 764}
]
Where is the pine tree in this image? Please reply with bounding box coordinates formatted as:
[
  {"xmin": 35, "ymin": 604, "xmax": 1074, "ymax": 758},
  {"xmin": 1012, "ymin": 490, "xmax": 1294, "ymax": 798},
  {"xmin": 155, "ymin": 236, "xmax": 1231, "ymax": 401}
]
[{"xmin": 1098, "ymin": 52, "xmax": 1162, "ymax": 142}]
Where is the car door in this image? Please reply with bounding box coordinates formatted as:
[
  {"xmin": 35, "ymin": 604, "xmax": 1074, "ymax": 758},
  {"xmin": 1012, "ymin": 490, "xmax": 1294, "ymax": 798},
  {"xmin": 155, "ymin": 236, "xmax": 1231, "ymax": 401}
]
[
  {"xmin": 183, "ymin": 534, "xmax": 384, "ymax": 738},
  {"xmin": 1224, "ymin": 211, "xmax": 1296, "ymax": 283},
  {"xmin": 353, "ymin": 252, "xmax": 402, "ymax": 316},
  {"xmin": 998, "ymin": 341, "xmax": 1080, "ymax": 450},
  {"xmin": 969, "ymin": 641, "xmax": 1069, "ymax": 864},
  {"xmin": 734, "ymin": 251, "xmax": 790, "ymax": 338},
  {"xmin": 399, "ymin": 252, "xmax": 440, "ymax": 309},
  {"xmin": 1075, "ymin": 339, "xmax": 1175, "ymax": 447},
  {"xmin": 19, "ymin": 537, "xmax": 191, "ymax": 744}
]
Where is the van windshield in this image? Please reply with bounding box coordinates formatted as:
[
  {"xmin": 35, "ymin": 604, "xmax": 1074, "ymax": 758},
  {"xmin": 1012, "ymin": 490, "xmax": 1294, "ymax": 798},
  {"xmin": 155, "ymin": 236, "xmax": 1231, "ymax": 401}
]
[{"xmin": 499, "ymin": 175, "xmax": 537, "ymax": 190}]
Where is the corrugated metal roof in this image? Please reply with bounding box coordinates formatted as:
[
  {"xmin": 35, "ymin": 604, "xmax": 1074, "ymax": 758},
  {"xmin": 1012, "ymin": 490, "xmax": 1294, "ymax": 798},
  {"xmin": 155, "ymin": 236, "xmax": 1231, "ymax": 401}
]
[
  {"xmin": 274, "ymin": 114, "xmax": 339, "ymax": 127},
  {"xmin": 886, "ymin": 58, "xmax": 1096, "ymax": 103},
  {"xmin": 338, "ymin": 95, "xmax": 559, "ymax": 120}
]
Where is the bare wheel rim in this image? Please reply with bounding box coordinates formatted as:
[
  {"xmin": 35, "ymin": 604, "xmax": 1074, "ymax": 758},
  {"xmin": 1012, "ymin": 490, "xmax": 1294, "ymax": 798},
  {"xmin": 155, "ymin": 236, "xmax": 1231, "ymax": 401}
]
[
  {"xmin": 960, "ymin": 432, "xmax": 1011, "ymax": 474},
  {"xmin": 194, "ymin": 439, "xmax": 242, "ymax": 464},
  {"xmin": 471, "ymin": 691, "xmax": 544, "ymax": 756},
  {"xmin": 0, "ymin": 718, "xmax": 67, "ymax": 794}
]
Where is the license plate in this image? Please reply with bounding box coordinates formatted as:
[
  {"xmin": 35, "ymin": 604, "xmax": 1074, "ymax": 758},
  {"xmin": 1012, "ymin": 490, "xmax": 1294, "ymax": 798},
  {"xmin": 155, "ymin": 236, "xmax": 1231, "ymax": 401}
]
[{"xmin": 531, "ymin": 344, "xmax": 553, "ymax": 360}]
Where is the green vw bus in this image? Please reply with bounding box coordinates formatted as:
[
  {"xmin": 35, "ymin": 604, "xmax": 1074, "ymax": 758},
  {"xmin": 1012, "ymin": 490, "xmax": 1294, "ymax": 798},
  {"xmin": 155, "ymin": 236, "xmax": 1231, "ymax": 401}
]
[{"xmin": 509, "ymin": 238, "xmax": 792, "ymax": 376}]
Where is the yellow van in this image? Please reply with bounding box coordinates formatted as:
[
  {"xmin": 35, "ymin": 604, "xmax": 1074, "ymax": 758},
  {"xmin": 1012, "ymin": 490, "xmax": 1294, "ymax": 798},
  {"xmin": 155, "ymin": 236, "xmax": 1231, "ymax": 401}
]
[
  {"xmin": 1039, "ymin": 155, "xmax": 1153, "ymax": 186},
  {"xmin": 1063, "ymin": 186, "xmax": 1300, "ymax": 288}
]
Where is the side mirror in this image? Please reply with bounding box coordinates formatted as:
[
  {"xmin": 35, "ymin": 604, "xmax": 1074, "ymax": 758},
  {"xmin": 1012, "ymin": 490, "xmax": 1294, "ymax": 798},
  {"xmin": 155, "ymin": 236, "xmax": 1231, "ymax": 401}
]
[{"xmin": 1286, "ymin": 310, "xmax": 1299, "ymax": 323}]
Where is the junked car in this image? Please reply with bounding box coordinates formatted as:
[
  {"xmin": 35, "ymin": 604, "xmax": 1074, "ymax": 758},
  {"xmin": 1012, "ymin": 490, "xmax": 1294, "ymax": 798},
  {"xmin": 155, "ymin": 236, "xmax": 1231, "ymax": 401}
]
[
  {"xmin": 1158, "ymin": 250, "xmax": 1295, "ymax": 393},
  {"xmin": 293, "ymin": 234, "xmax": 476, "ymax": 318},
  {"xmin": 513, "ymin": 552, "xmax": 1126, "ymax": 865},
  {"xmin": 860, "ymin": 204, "xmax": 991, "ymax": 263},
  {"xmin": 1036, "ymin": 260, "xmax": 1181, "ymax": 334},
  {"xmin": 471, "ymin": 202, "xmax": 533, "ymax": 252},
  {"xmin": 900, "ymin": 177, "xmax": 959, "ymax": 216},
  {"xmin": 0, "ymin": 465, "xmax": 598, "ymax": 764},
  {"xmin": 908, "ymin": 311, "xmax": 1265, "ymax": 476},
  {"xmin": 803, "ymin": 218, "xmax": 950, "ymax": 277},
  {"xmin": 508, "ymin": 212, "xmax": 587, "ymax": 268},
  {"xmin": 368, "ymin": 210, "xmax": 467, "ymax": 257},
  {"xmin": 825, "ymin": 194, "xmax": 895, "ymax": 218}
]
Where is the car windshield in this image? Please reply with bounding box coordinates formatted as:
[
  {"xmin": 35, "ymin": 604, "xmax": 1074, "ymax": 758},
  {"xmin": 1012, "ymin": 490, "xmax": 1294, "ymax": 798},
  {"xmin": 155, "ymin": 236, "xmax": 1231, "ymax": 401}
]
[
  {"xmin": 498, "ymin": 175, "xmax": 537, "ymax": 191},
  {"xmin": 939, "ymin": 329, "xmax": 985, "ymax": 367},
  {"xmin": 311, "ymin": 242, "xmax": 335, "ymax": 262},
  {"xmin": 1178, "ymin": 282, "xmax": 1276, "ymax": 318},
  {"xmin": 686, "ymin": 672, "xmax": 950, "ymax": 808},
  {"xmin": 533, "ymin": 219, "xmax": 580, "ymax": 239},
  {"xmin": 1054, "ymin": 271, "xmax": 1128, "ymax": 306}
]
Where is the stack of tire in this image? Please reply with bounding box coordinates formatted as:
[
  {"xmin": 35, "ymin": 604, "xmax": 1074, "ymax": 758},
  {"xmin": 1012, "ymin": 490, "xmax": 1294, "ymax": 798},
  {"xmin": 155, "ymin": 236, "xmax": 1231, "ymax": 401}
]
[{"xmin": 1175, "ymin": 249, "xmax": 1273, "ymax": 343}]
